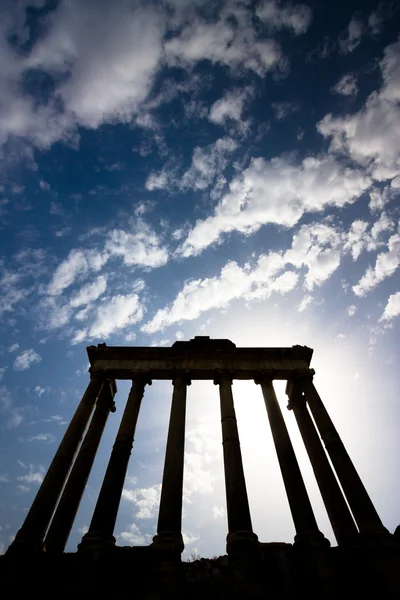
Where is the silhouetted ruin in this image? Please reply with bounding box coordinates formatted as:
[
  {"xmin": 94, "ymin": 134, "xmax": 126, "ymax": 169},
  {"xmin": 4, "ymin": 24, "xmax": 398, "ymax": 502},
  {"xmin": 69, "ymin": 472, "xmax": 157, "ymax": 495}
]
[{"xmin": 2, "ymin": 337, "xmax": 399, "ymax": 598}]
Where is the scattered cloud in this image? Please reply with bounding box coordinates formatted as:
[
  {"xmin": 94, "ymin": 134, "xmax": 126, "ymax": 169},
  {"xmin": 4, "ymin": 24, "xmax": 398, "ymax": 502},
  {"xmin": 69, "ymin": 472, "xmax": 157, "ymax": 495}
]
[
  {"xmin": 318, "ymin": 39, "xmax": 400, "ymax": 181},
  {"xmin": 118, "ymin": 522, "xmax": 152, "ymax": 546},
  {"xmin": 212, "ymin": 506, "xmax": 226, "ymax": 520},
  {"xmin": 178, "ymin": 154, "xmax": 370, "ymax": 257},
  {"xmin": 256, "ymin": 0, "xmax": 312, "ymax": 35},
  {"xmin": 271, "ymin": 101, "xmax": 300, "ymax": 120},
  {"xmin": 142, "ymin": 254, "xmax": 299, "ymax": 333},
  {"xmin": 339, "ymin": 16, "xmax": 364, "ymax": 54},
  {"xmin": 34, "ymin": 386, "xmax": 50, "ymax": 398},
  {"xmin": 348, "ymin": 305, "xmax": 357, "ymax": 316},
  {"xmin": 47, "ymin": 249, "xmax": 108, "ymax": 296},
  {"xmin": 84, "ymin": 293, "xmax": 144, "ymax": 340},
  {"xmin": 106, "ymin": 219, "xmax": 168, "ymax": 268},
  {"xmin": 297, "ymin": 294, "xmax": 313, "ymax": 312},
  {"xmin": 17, "ymin": 463, "xmax": 45, "ymax": 485},
  {"xmin": 353, "ymin": 231, "xmax": 400, "ymax": 296},
  {"xmin": 165, "ymin": 11, "xmax": 285, "ymax": 78},
  {"xmin": 69, "ymin": 275, "xmax": 108, "ymax": 308},
  {"xmin": 122, "ymin": 484, "xmax": 161, "ymax": 519},
  {"xmin": 7, "ymin": 409, "xmax": 23, "ymax": 429},
  {"xmin": 178, "ymin": 137, "xmax": 238, "ymax": 192},
  {"xmin": 209, "ymin": 87, "xmax": 253, "ymax": 132},
  {"xmin": 27, "ymin": 433, "xmax": 56, "ymax": 443},
  {"xmin": 333, "ymin": 73, "xmax": 358, "ymax": 97},
  {"xmin": 380, "ymin": 290, "xmax": 400, "ymax": 321},
  {"xmin": 8, "ymin": 343, "xmax": 19, "ymax": 353},
  {"xmin": 13, "ymin": 349, "xmax": 41, "ymax": 371}
]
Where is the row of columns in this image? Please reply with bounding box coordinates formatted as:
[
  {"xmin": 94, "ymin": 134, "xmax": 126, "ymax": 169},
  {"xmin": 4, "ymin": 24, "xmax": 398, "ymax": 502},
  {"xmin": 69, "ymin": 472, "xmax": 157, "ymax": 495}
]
[{"xmin": 8, "ymin": 371, "xmax": 389, "ymax": 556}]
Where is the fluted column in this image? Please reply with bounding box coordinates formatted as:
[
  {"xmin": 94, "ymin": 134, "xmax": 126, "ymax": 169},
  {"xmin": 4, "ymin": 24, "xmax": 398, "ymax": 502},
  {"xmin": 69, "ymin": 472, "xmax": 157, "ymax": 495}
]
[
  {"xmin": 80, "ymin": 374, "xmax": 151, "ymax": 550},
  {"xmin": 44, "ymin": 379, "xmax": 117, "ymax": 553},
  {"xmin": 256, "ymin": 377, "xmax": 328, "ymax": 547},
  {"xmin": 215, "ymin": 373, "xmax": 257, "ymax": 553},
  {"xmin": 153, "ymin": 374, "xmax": 190, "ymax": 553},
  {"xmin": 287, "ymin": 380, "xmax": 358, "ymax": 545},
  {"xmin": 8, "ymin": 374, "xmax": 104, "ymax": 553},
  {"xmin": 301, "ymin": 376, "xmax": 389, "ymax": 539}
]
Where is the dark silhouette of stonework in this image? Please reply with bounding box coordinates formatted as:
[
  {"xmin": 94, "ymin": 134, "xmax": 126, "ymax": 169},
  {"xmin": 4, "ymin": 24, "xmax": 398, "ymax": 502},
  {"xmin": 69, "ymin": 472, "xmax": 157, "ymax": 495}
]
[{"xmin": 2, "ymin": 337, "xmax": 400, "ymax": 599}]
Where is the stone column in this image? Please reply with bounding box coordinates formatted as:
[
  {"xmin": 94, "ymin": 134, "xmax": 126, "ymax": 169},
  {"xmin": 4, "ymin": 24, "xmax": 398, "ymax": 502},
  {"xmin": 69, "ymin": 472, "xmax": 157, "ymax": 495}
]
[
  {"xmin": 215, "ymin": 374, "xmax": 258, "ymax": 553},
  {"xmin": 44, "ymin": 379, "xmax": 117, "ymax": 553},
  {"xmin": 80, "ymin": 374, "xmax": 151, "ymax": 550},
  {"xmin": 153, "ymin": 374, "xmax": 190, "ymax": 554},
  {"xmin": 256, "ymin": 377, "xmax": 328, "ymax": 547},
  {"xmin": 8, "ymin": 374, "xmax": 104, "ymax": 553},
  {"xmin": 301, "ymin": 376, "xmax": 389, "ymax": 539},
  {"xmin": 287, "ymin": 380, "xmax": 358, "ymax": 545}
]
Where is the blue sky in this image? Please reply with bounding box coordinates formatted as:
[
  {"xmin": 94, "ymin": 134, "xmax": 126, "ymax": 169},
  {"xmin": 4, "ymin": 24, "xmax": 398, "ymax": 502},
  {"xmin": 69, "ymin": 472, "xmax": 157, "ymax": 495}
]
[{"xmin": 1, "ymin": 0, "xmax": 400, "ymax": 558}]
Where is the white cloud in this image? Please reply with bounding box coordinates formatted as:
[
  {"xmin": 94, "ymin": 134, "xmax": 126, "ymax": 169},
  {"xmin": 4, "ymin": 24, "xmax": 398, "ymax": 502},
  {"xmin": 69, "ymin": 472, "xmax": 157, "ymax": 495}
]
[
  {"xmin": 14, "ymin": 349, "xmax": 41, "ymax": 371},
  {"xmin": 0, "ymin": 474, "xmax": 9, "ymax": 483},
  {"xmin": 284, "ymin": 222, "xmax": 342, "ymax": 290},
  {"xmin": 145, "ymin": 168, "xmax": 172, "ymax": 191},
  {"xmin": 43, "ymin": 415, "xmax": 67, "ymax": 425},
  {"xmin": 39, "ymin": 297, "xmax": 73, "ymax": 330},
  {"xmin": 344, "ymin": 213, "xmax": 395, "ymax": 260},
  {"xmin": 27, "ymin": 433, "xmax": 56, "ymax": 443},
  {"xmin": 182, "ymin": 532, "xmax": 200, "ymax": 545},
  {"xmin": 18, "ymin": 464, "xmax": 45, "ymax": 485},
  {"xmin": 209, "ymin": 87, "xmax": 253, "ymax": 130},
  {"xmin": 333, "ymin": 73, "xmax": 358, "ymax": 97},
  {"xmin": 256, "ymin": 0, "xmax": 312, "ymax": 34},
  {"xmin": 339, "ymin": 16, "xmax": 364, "ymax": 54},
  {"xmin": 178, "ymin": 154, "xmax": 370, "ymax": 257},
  {"xmin": 0, "ymin": 387, "xmax": 12, "ymax": 412},
  {"xmin": 7, "ymin": 409, "xmax": 23, "ymax": 429},
  {"xmin": 71, "ymin": 329, "xmax": 88, "ymax": 345},
  {"xmin": 380, "ymin": 290, "xmax": 400, "ymax": 321},
  {"xmin": 297, "ymin": 294, "xmax": 313, "ymax": 312},
  {"xmin": 271, "ymin": 101, "xmax": 299, "ymax": 120},
  {"xmin": 8, "ymin": 343, "xmax": 19, "ymax": 353},
  {"xmin": 106, "ymin": 220, "xmax": 168, "ymax": 268},
  {"xmin": 165, "ymin": 12, "xmax": 285, "ymax": 77},
  {"xmin": 347, "ymin": 305, "xmax": 357, "ymax": 316},
  {"xmin": 353, "ymin": 232, "xmax": 400, "ymax": 296},
  {"xmin": 87, "ymin": 293, "xmax": 144, "ymax": 339},
  {"xmin": 178, "ymin": 137, "xmax": 238, "ymax": 191},
  {"xmin": 318, "ymin": 39, "xmax": 400, "ymax": 181},
  {"xmin": 47, "ymin": 249, "xmax": 108, "ymax": 296},
  {"xmin": 69, "ymin": 275, "xmax": 107, "ymax": 307},
  {"xmin": 212, "ymin": 506, "xmax": 226, "ymax": 520},
  {"xmin": 34, "ymin": 386, "xmax": 50, "ymax": 398},
  {"xmin": 118, "ymin": 522, "xmax": 152, "ymax": 546},
  {"xmin": 142, "ymin": 254, "xmax": 298, "ymax": 333},
  {"xmin": 28, "ymin": 1, "xmax": 164, "ymax": 129},
  {"xmin": 121, "ymin": 484, "xmax": 161, "ymax": 519}
]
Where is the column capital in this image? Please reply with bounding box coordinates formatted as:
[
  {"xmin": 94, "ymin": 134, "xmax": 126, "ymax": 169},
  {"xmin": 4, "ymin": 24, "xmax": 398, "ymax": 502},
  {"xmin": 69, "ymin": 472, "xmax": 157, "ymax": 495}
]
[
  {"xmin": 253, "ymin": 371, "xmax": 273, "ymax": 385},
  {"xmin": 213, "ymin": 370, "xmax": 234, "ymax": 385},
  {"xmin": 172, "ymin": 371, "xmax": 191, "ymax": 386},
  {"xmin": 131, "ymin": 372, "xmax": 152, "ymax": 387},
  {"xmin": 286, "ymin": 380, "xmax": 307, "ymax": 411}
]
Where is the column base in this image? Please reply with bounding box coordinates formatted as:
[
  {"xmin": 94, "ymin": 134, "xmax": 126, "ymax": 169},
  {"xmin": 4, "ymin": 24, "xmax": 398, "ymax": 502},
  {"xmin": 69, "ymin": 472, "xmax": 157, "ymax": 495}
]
[
  {"xmin": 151, "ymin": 532, "xmax": 184, "ymax": 556},
  {"xmin": 294, "ymin": 529, "xmax": 330, "ymax": 548},
  {"xmin": 6, "ymin": 530, "xmax": 44, "ymax": 555},
  {"xmin": 358, "ymin": 527, "xmax": 395, "ymax": 547},
  {"xmin": 78, "ymin": 531, "xmax": 116, "ymax": 553},
  {"xmin": 226, "ymin": 531, "xmax": 259, "ymax": 557}
]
